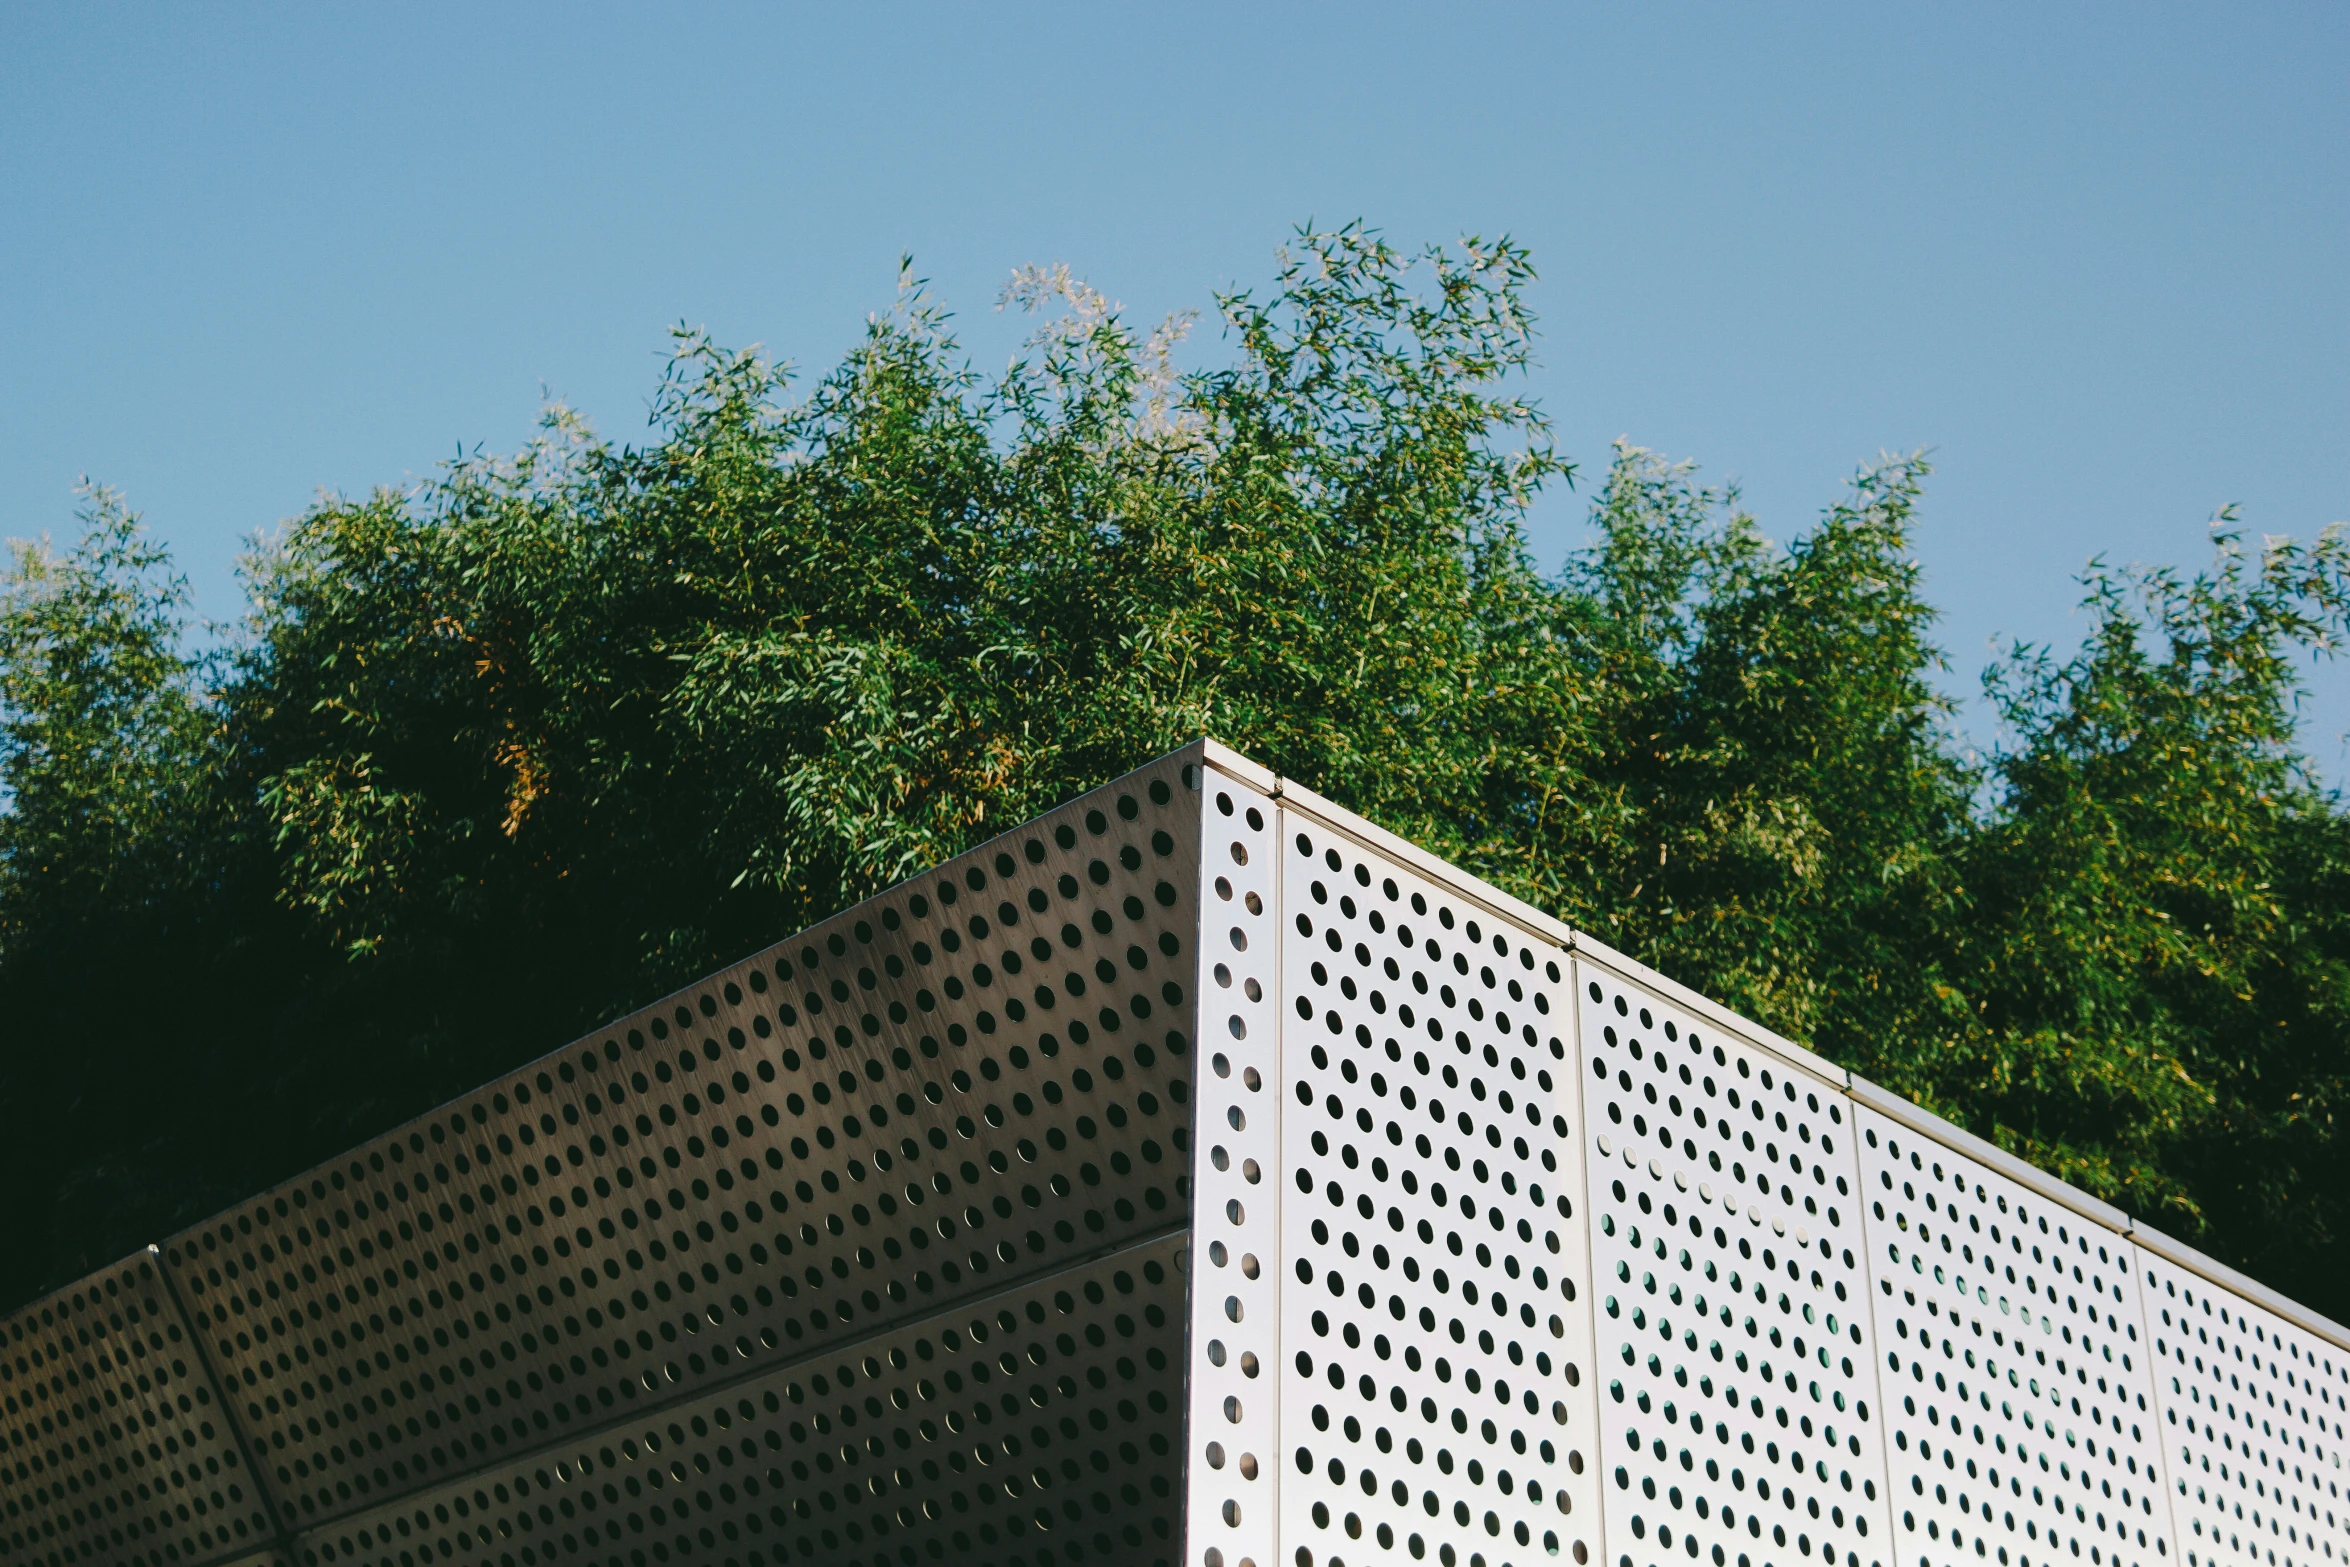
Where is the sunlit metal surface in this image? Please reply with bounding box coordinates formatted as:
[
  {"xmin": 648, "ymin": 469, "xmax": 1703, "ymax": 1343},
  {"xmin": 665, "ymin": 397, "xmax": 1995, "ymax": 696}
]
[
  {"xmin": 2136, "ymin": 1252, "xmax": 2349, "ymax": 1567},
  {"xmin": 1183, "ymin": 767, "xmax": 1287, "ymax": 1567},
  {"xmin": 1857, "ymin": 1108, "xmax": 2169, "ymax": 1567},
  {"xmin": 1578, "ymin": 965, "xmax": 1893, "ymax": 1567},
  {"xmin": 1277, "ymin": 814, "xmax": 1606, "ymax": 1567}
]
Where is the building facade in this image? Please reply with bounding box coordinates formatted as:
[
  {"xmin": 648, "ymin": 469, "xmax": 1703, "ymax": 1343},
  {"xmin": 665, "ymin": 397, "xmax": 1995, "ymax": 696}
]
[{"xmin": 2, "ymin": 739, "xmax": 2341, "ymax": 1567}]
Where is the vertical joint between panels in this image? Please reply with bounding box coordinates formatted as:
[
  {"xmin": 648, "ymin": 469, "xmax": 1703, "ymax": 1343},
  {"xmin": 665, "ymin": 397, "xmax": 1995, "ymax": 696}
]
[
  {"xmin": 2130, "ymin": 1239, "xmax": 2350, "ymax": 1567},
  {"xmin": 1564, "ymin": 954, "xmax": 1613, "ymax": 1564},
  {"xmin": 158, "ymin": 1247, "xmax": 301, "ymax": 1561},
  {"xmin": 2128, "ymin": 1238, "xmax": 2193, "ymax": 1567},
  {"xmin": 1269, "ymin": 795, "xmax": 1288, "ymax": 1563},
  {"xmin": 1855, "ymin": 1105, "xmax": 2197, "ymax": 1567}
]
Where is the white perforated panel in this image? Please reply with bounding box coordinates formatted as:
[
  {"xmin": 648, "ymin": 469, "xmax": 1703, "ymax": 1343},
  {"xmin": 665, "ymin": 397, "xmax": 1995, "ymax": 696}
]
[
  {"xmin": 1575, "ymin": 961, "xmax": 1893, "ymax": 1567},
  {"xmin": 1856, "ymin": 1112, "xmax": 2170, "ymax": 1567},
  {"xmin": 1185, "ymin": 768, "xmax": 1285, "ymax": 1567},
  {"xmin": 44, "ymin": 736, "xmax": 2350, "ymax": 1567},
  {"xmin": 1280, "ymin": 822, "xmax": 1603, "ymax": 1567},
  {"xmin": 2138, "ymin": 1250, "xmax": 2350, "ymax": 1567}
]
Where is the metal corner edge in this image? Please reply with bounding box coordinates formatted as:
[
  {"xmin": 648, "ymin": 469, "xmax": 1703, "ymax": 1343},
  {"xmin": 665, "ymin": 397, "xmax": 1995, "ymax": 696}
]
[{"xmin": 1198, "ymin": 736, "xmax": 1278, "ymax": 794}]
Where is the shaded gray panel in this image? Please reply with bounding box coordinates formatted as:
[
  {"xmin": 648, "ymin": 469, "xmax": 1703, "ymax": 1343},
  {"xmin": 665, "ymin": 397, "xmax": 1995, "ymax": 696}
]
[
  {"xmin": 161, "ymin": 752, "xmax": 1205, "ymax": 1529},
  {"xmin": 0, "ymin": 1249, "xmax": 275, "ymax": 1567},
  {"xmin": 2136, "ymin": 1248, "xmax": 2350, "ymax": 1567},
  {"xmin": 1855, "ymin": 1109, "xmax": 2172, "ymax": 1567},
  {"xmin": 289, "ymin": 1234, "xmax": 1188, "ymax": 1567},
  {"xmin": 1575, "ymin": 961, "xmax": 1896, "ymax": 1567},
  {"xmin": 1278, "ymin": 818, "xmax": 1604, "ymax": 1567}
]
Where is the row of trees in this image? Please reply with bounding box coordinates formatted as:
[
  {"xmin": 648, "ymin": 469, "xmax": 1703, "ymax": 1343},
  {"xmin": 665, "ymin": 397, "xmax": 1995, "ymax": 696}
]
[{"xmin": 4, "ymin": 228, "xmax": 2347, "ymax": 1316}]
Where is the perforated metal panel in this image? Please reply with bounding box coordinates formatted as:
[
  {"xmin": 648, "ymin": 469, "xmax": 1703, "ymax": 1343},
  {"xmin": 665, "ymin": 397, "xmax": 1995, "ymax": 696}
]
[
  {"xmin": 288, "ymin": 1233, "xmax": 1187, "ymax": 1567},
  {"xmin": 1855, "ymin": 1111, "xmax": 2170, "ymax": 1567},
  {"xmin": 1574, "ymin": 960, "xmax": 1893, "ymax": 1567},
  {"xmin": 1277, "ymin": 819, "xmax": 1604, "ymax": 1567},
  {"xmin": 0, "ymin": 1248, "xmax": 273, "ymax": 1567},
  {"xmin": 1183, "ymin": 768, "xmax": 1285, "ymax": 1567},
  {"xmin": 159, "ymin": 752, "xmax": 1204, "ymax": 1532},
  {"xmin": 2136, "ymin": 1251, "xmax": 2350, "ymax": 1567}
]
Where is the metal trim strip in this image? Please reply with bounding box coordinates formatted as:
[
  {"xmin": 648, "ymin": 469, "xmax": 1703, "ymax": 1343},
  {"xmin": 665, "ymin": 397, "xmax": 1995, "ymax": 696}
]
[
  {"xmin": 2128, "ymin": 1217, "xmax": 2350, "ymax": 1352},
  {"xmin": 1264, "ymin": 772, "xmax": 1577, "ymax": 949},
  {"xmin": 1565, "ymin": 929, "xmax": 1846, "ymax": 1088},
  {"xmin": 1843, "ymin": 1075, "xmax": 2130, "ymax": 1235}
]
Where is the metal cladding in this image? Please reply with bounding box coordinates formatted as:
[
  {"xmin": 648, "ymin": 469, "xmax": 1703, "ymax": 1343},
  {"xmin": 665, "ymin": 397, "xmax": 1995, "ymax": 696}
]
[
  {"xmin": 0, "ymin": 1249, "xmax": 274, "ymax": 1567},
  {"xmin": 1579, "ymin": 972, "xmax": 1887, "ymax": 1567},
  {"xmin": 153, "ymin": 749, "xmax": 1201, "ymax": 1544},
  {"xmin": 4, "ymin": 740, "xmax": 2347, "ymax": 1567}
]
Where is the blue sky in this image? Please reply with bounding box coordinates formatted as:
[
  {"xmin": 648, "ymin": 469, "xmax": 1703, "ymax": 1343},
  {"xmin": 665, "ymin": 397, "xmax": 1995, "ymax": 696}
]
[{"xmin": 4, "ymin": 2, "xmax": 2345, "ymax": 770}]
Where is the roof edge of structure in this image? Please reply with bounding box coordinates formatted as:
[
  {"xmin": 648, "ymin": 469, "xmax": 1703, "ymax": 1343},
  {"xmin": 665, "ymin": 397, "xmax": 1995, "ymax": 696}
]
[
  {"xmin": 2129, "ymin": 1213, "xmax": 2350, "ymax": 1350},
  {"xmin": 1198, "ymin": 734, "xmax": 2350, "ymax": 1355},
  {"xmin": 1195, "ymin": 738, "xmax": 1574, "ymax": 951}
]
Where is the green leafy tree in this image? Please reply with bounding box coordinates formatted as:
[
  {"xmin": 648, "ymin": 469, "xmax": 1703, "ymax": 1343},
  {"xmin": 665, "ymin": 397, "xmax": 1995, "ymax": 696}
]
[
  {"xmin": 1525, "ymin": 444, "xmax": 1976, "ymax": 1059},
  {"xmin": 0, "ymin": 487, "xmax": 242, "ymax": 1279},
  {"xmin": 1948, "ymin": 522, "xmax": 2350, "ymax": 1304},
  {"xmin": 1, "ymin": 225, "xmax": 2344, "ymax": 1318},
  {"xmin": 0, "ymin": 487, "xmax": 213, "ymax": 939}
]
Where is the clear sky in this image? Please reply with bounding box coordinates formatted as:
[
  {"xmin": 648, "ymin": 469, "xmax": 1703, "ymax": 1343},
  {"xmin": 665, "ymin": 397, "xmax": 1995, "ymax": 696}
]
[{"xmin": 4, "ymin": 3, "xmax": 2345, "ymax": 771}]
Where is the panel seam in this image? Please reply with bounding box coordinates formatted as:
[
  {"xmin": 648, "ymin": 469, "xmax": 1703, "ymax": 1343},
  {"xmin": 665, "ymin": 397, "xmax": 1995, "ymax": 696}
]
[
  {"xmin": 158, "ymin": 1244, "xmax": 301, "ymax": 1565},
  {"xmin": 1564, "ymin": 956, "xmax": 1611, "ymax": 1564}
]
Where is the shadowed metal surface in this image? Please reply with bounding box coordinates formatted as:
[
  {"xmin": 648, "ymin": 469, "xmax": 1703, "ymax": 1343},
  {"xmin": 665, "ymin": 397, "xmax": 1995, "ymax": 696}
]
[
  {"xmin": 287, "ymin": 1233, "xmax": 1188, "ymax": 1567},
  {"xmin": 0, "ymin": 1249, "xmax": 274, "ymax": 1567},
  {"xmin": 157, "ymin": 750, "xmax": 1204, "ymax": 1534}
]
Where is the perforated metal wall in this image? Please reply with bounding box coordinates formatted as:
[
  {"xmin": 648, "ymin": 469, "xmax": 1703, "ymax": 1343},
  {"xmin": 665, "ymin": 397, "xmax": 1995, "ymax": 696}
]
[
  {"xmin": 288, "ymin": 1233, "xmax": 1187, "ymax": 1567},
  {"xmin": 2136, "ymin": 1252, "xmax": 2350, "ymax": 1567},
  {"xmin": 1575, "ymin": 961, "xmax": 1892, "ymax": 1567},
  {"xmin": 158, "ymin": 751, "xmax": 1204, "ymax": 1536},
  {"xmin": 1277, "ymin": 819, "xmax": 1604, "ymax": 1567},
  {"xmin": 1855, "ymin": 1110, "xmax": 2169, "ymax": 1567},
  {"xmin": 0, "ymin": 1247, "xmax": 273, "ymax": 1567},
  {"xmin": 20, "ymin": 739, "xmax": 2350, "ymax": 1567}
]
